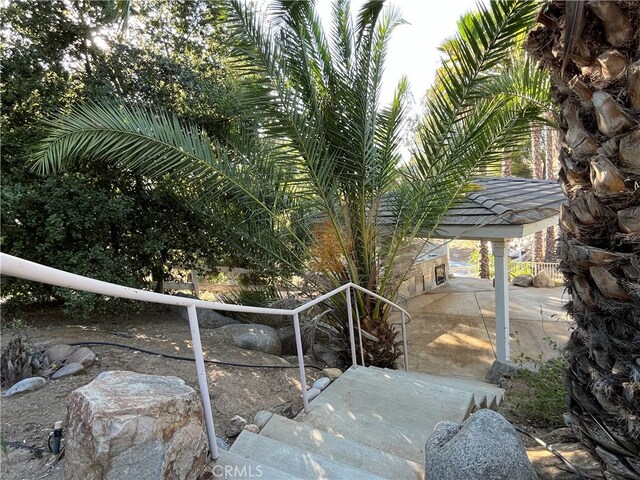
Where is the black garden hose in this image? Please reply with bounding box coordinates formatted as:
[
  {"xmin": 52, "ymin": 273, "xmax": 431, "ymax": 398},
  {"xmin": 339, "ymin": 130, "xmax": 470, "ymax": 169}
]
[
  {"xmin": 0, "ymin": 440, "xmax": 45, "ymax": 455},
  {"xmin": 68, "ymin": 341, "xmax": 324, "ymax": 370}
]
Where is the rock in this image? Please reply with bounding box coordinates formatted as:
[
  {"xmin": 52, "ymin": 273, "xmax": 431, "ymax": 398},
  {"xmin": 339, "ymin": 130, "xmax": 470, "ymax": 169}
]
[
  {"xmin": 196, "ymin": 310, "xmax": 241, "ymax": 329},
  {"xmin": 498, "ymin": 377, "xmax": 513, "ymax": 390},
  {"xmin": 45, "ymin": 344, "xmax": 75, "ymax": 364},
  {"xmin": 66, "ymin": 347, "xmax": 96, "ymax": 368},
  {"xmin": 171, "ymin": 294, "xmax": 241, "ymax": 329},
  {"xmin": 289, "ymin": 396, "xmax": 304, "ymax": 417},
  {"xmin": 312, "ymin": 377, "xmax": 331, "ymax": 391},
  {"xmin": 307, "ymin": 387, "xmax": 321, "ymax": 401},
  {"xmin": 282, "ymin": 355, "xmax": 315, "ymax": 366},
  {"xmin": 314, "ymin": 344, "xmax": 340, "ymax": 367},
  {"xmin": 512, "ymin": 275, "xmax": 533, "ymax": 287},
  {"xmin": 486, "ymin": 360, "xmax": 520, "ymax": 383},
  {"xmin": 322, "ymin": 368, "xmax": 343, "ymax": 381},
  {"xmin": 65, "ymin": 371, "xmax": 207, "ymax": 480},
  {"xmin": 218, "ymin": 324, "xmax": 282, "ymax": 356},
  {"xmin": 425, "ymin": 409, "xmax": 537, "ymax": 480},
  {"xmin": 276, "ymin": 325, "xmax": 309, "ymax": 355},
  {"xmin": 181, "ymin": 309, "xmax": 240, "ymax": 329},
  {"xmin": 228, "ymin": 415, "xmax": 247, "ymax": 437},
  {"xmin": 3, "ymin": 376, "xmax": 46, "ymax": 397},
  {"xmin": 532, "ymin": 270, "xmax": 555, "ymax": 288},
  {"xmin": 243, "ymin": 424, "xmax": 260, "ymax": 434},
  {"xmin": 52, "ymin": 362, "xmax": 85, "ymax": 379},
  {"xmin": 253, "ymin": 410, "xmax": 273, "ymax": 429}
]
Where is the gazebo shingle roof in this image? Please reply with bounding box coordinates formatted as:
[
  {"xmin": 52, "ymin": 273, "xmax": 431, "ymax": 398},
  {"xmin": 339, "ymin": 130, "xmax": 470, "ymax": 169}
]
[{"xmin": 440, "ymin": 177, "xmax": 566, "ymax": 227}]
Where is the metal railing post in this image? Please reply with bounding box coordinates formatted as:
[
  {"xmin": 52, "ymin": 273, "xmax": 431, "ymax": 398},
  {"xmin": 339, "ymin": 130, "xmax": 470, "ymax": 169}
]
[
  {"xmin": 354, "ymin": 297, "xmax": 365, "ymax": 366},
  {"xmin": 292, "ymin": 312, "xmax": 309, "ymax": 413},
  {"xmin": 346, "ymin": 286, "xmax": 357, "ymax": 368},
  {"xmin": 401, "ymin": 311, "xmax": 409, "ymax": 372},
  {"xmin": 186, "ymin": 305, "xmax": 219, "ymax": 460}
]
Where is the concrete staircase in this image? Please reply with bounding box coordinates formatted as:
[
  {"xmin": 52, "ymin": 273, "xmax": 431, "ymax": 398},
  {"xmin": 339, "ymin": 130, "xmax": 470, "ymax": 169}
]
[{"xmin": 217, "ymin": 366, "xmax": 504, "ymax": 479}]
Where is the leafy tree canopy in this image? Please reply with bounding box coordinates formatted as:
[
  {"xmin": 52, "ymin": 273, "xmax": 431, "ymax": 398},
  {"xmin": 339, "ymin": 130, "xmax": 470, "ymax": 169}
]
[{"xmin": 1, "ymin": 0, "xmax": 252, "ymax": 315}]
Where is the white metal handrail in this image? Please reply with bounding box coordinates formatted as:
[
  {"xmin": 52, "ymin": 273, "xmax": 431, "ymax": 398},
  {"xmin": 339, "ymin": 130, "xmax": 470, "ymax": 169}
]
[{"xmin": 0, "ymin": 253, "xmax": 411, "ymax": 460}]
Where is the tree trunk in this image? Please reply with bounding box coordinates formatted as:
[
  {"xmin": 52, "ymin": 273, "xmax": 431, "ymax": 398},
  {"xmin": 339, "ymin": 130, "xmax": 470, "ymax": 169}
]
[
  {"xmin": 532, "ymin": 126, "xmax": 545, "ymax": 262},
  {"xmin": 545, "ymin": 124, "xmax": 560, "ymax": 262},
  {"xmin": 502, "ymin": 153, "xmax": 512, "ymax": 177},
  {"xmin": 479, "ymin": 241, "xmax": 490, "ymax": 279},
  {"xmin": 527, "ymin": 3, "xmax": 640, "ymax": 478}
]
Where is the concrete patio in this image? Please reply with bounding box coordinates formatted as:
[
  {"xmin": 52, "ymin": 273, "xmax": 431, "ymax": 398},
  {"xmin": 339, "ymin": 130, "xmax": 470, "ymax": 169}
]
[{"xmin": 404, "ymin": 277, "xmax": 572, "ymax": 380}]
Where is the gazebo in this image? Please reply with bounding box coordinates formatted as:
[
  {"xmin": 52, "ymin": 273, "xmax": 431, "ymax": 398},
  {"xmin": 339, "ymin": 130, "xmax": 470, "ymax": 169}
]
[{"xmin": 432, "ymin": 177, "xmax": 566, "ymax": 362}]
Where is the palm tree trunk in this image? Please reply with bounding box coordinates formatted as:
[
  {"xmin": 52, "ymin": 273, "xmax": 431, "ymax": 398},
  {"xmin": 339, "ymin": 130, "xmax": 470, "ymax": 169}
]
[
  {"xmin": 544, "ymin": 226, "xmax": 557, "ymax": 262},
  {"xmin": 502, "ymin": 153, "xmax": 512, "ymax": 177},
  {"xmin": 532, "ymin": 126, "xmax": 545, "ymax": 262},
  {"xmin": 479, "ymin": 241, "xmax": 490, "ymax": 279},
  {"xmin": 545, "ymin": 124, "xmax": 559, "ymax": 262},
  {"xmin": 527, "ymin": 2, "xmax": 640, "ymax": 477}
]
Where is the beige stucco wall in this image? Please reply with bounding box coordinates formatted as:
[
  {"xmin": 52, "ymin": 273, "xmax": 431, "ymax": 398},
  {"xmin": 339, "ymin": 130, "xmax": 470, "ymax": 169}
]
[{"xmin": 398, "ymin": 255, "xmax": 449, "ymax": 300}]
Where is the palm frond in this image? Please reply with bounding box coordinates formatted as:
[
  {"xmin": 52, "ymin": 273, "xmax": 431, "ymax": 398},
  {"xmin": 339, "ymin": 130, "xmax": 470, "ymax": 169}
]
[{"xmin": 32, "ymin": 101, "xmax": 309, "ymax": 275}]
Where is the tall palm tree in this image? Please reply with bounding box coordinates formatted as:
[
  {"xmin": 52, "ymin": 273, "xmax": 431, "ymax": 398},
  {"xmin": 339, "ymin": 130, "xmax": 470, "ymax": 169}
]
[
  {"xmin": 479, "ymin": 241, "xmax": 491, "ymax": 279},
  {"xmin": 527, "ymin": 2, "xmax": 640, "ymax": 476},
  {"xmin": 532, "ymin": 125, "xmax": 546, "ymax": 262},
  {"xmin": 34, "ymin": 0, "xmax": 545, "ymax": 367},
  {"xmin": 544, "ymin": 123, "xmax": 559, "ymax": 261}
]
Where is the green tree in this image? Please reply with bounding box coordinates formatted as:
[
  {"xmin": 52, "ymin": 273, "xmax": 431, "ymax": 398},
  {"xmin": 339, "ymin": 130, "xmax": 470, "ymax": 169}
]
[
  {"xmin": 34, "ymin": 0, "xmax": 547, "ymax": 365},
  {"xmin": 527, "ymin": 1, "xmax": 640, "ymax": 476},
  {"xmin": 1, "ymin": 0, "xmax": 245, "ymax": 314}
]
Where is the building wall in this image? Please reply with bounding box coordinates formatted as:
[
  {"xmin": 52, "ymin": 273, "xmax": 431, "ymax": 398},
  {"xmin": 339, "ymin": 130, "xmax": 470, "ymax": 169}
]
[{"xmin": 398, "ymin": 255, "xmax": 449, "ymax": 300}]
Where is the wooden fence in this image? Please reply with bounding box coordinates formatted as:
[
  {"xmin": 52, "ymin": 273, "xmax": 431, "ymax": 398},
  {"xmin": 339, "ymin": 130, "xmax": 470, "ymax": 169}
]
[{"xmin": 153, "ymin": 266, "xmax": 252, "ymax": 296}]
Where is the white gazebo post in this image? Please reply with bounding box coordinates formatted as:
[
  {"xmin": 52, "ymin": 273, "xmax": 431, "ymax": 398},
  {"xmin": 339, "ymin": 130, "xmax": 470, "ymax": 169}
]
[{"xmin": 493, "ymin": 239, "xmax": 510, "ymax": 361}]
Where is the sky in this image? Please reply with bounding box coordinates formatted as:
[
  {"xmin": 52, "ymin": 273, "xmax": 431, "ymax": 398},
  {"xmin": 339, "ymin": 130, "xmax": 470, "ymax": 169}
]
[
  {"xmin": 317, "ymin": 0, "xmax": 481, "ymax": 108},
  {"xmin": 377, "ymin": 0, "xmax": 479, "ymax": 106}
]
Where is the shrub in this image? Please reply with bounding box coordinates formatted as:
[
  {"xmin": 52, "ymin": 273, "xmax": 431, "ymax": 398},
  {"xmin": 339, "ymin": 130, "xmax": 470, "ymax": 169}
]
[{"xmin": 508, "ymin": 338, "xmax": 568, "ymax": 428}]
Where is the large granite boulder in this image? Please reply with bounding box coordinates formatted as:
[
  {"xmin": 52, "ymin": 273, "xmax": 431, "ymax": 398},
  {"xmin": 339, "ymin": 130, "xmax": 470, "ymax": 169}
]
[
  {"xmin": 176, "ymin": 307, "xmax": 241, "ymax": 329},
  {"xmin": 425, "ymin": 409, "xmax": 537, "ymax": 480},
  {"xmin": 485, "ymin": 359, "xmax": 520, "ymax": 383},
  {"xmin": 512, "ymin": 274, "xmax": 533, "ymax": 287},
  {"xmin": 193, "ymin": 309, "xmax": 241, "ymax": 329},
  {"xmin": 3, "ymin": 377, "xmax": 46, "ymax": 397},
  {"xmin": 52, "ymin": 362, "xmax": 84, "ymax": 379},
  {"xmin": 276, "ymin": 325, "xmax": 310, "ymax": 355},
  {"xmin": 66, "ymin": 347, "xmax": 96, "ymax": 367},
  {"xmin": 45, "ymin": 344, "xmax": 75, "ymax": 364},
  {"xmin": 217, "ymin": 324, "xmax": 282, "ymax": 356},
  {"xmin": 532, "ymin": 270, "xmax": 555, "ymax": 288},
  {"xmin": 171, "ymin": 293, "xmax": 241, "ymax": 329},
  {"xmin": 313, "ymin": 343, "xmax": 340, "ymax": 367},
  {"xmin": 66, "ymin": 371, "xmax": 207, "ymax": 480}
]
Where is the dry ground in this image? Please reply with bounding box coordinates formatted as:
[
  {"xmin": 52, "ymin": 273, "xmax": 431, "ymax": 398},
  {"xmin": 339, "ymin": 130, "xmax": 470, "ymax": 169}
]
[{"xmin": 0, "ymin": 304, "xmax": 321, "ymax": 480}]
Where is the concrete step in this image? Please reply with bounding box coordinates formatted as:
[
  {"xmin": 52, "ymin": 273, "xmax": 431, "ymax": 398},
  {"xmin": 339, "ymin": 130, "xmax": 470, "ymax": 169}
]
[
  {"xmin": 371, "ymin": 366, "xmax": 505, "ymax": 408},
  {"xmin": 337, "ymin": 366, "xmax": 477, "ymax": 417},
  {"xmin": 210, "ymin": 449, "xmax": 301, "ymax": 480},
  {"xmin": 260, "ymin": 414, "xmax": 423, "ymax": 480},
  {"xmin": 330, "ymin": 372, "xmax": 475, "ymax": 421},
  {"xmin": 230, "ymin": 430, "xmax": 385, "ymax": 480},
  {"xmin": 298, "ymin": 368, "xmax": 474, "ymax": 463}
]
